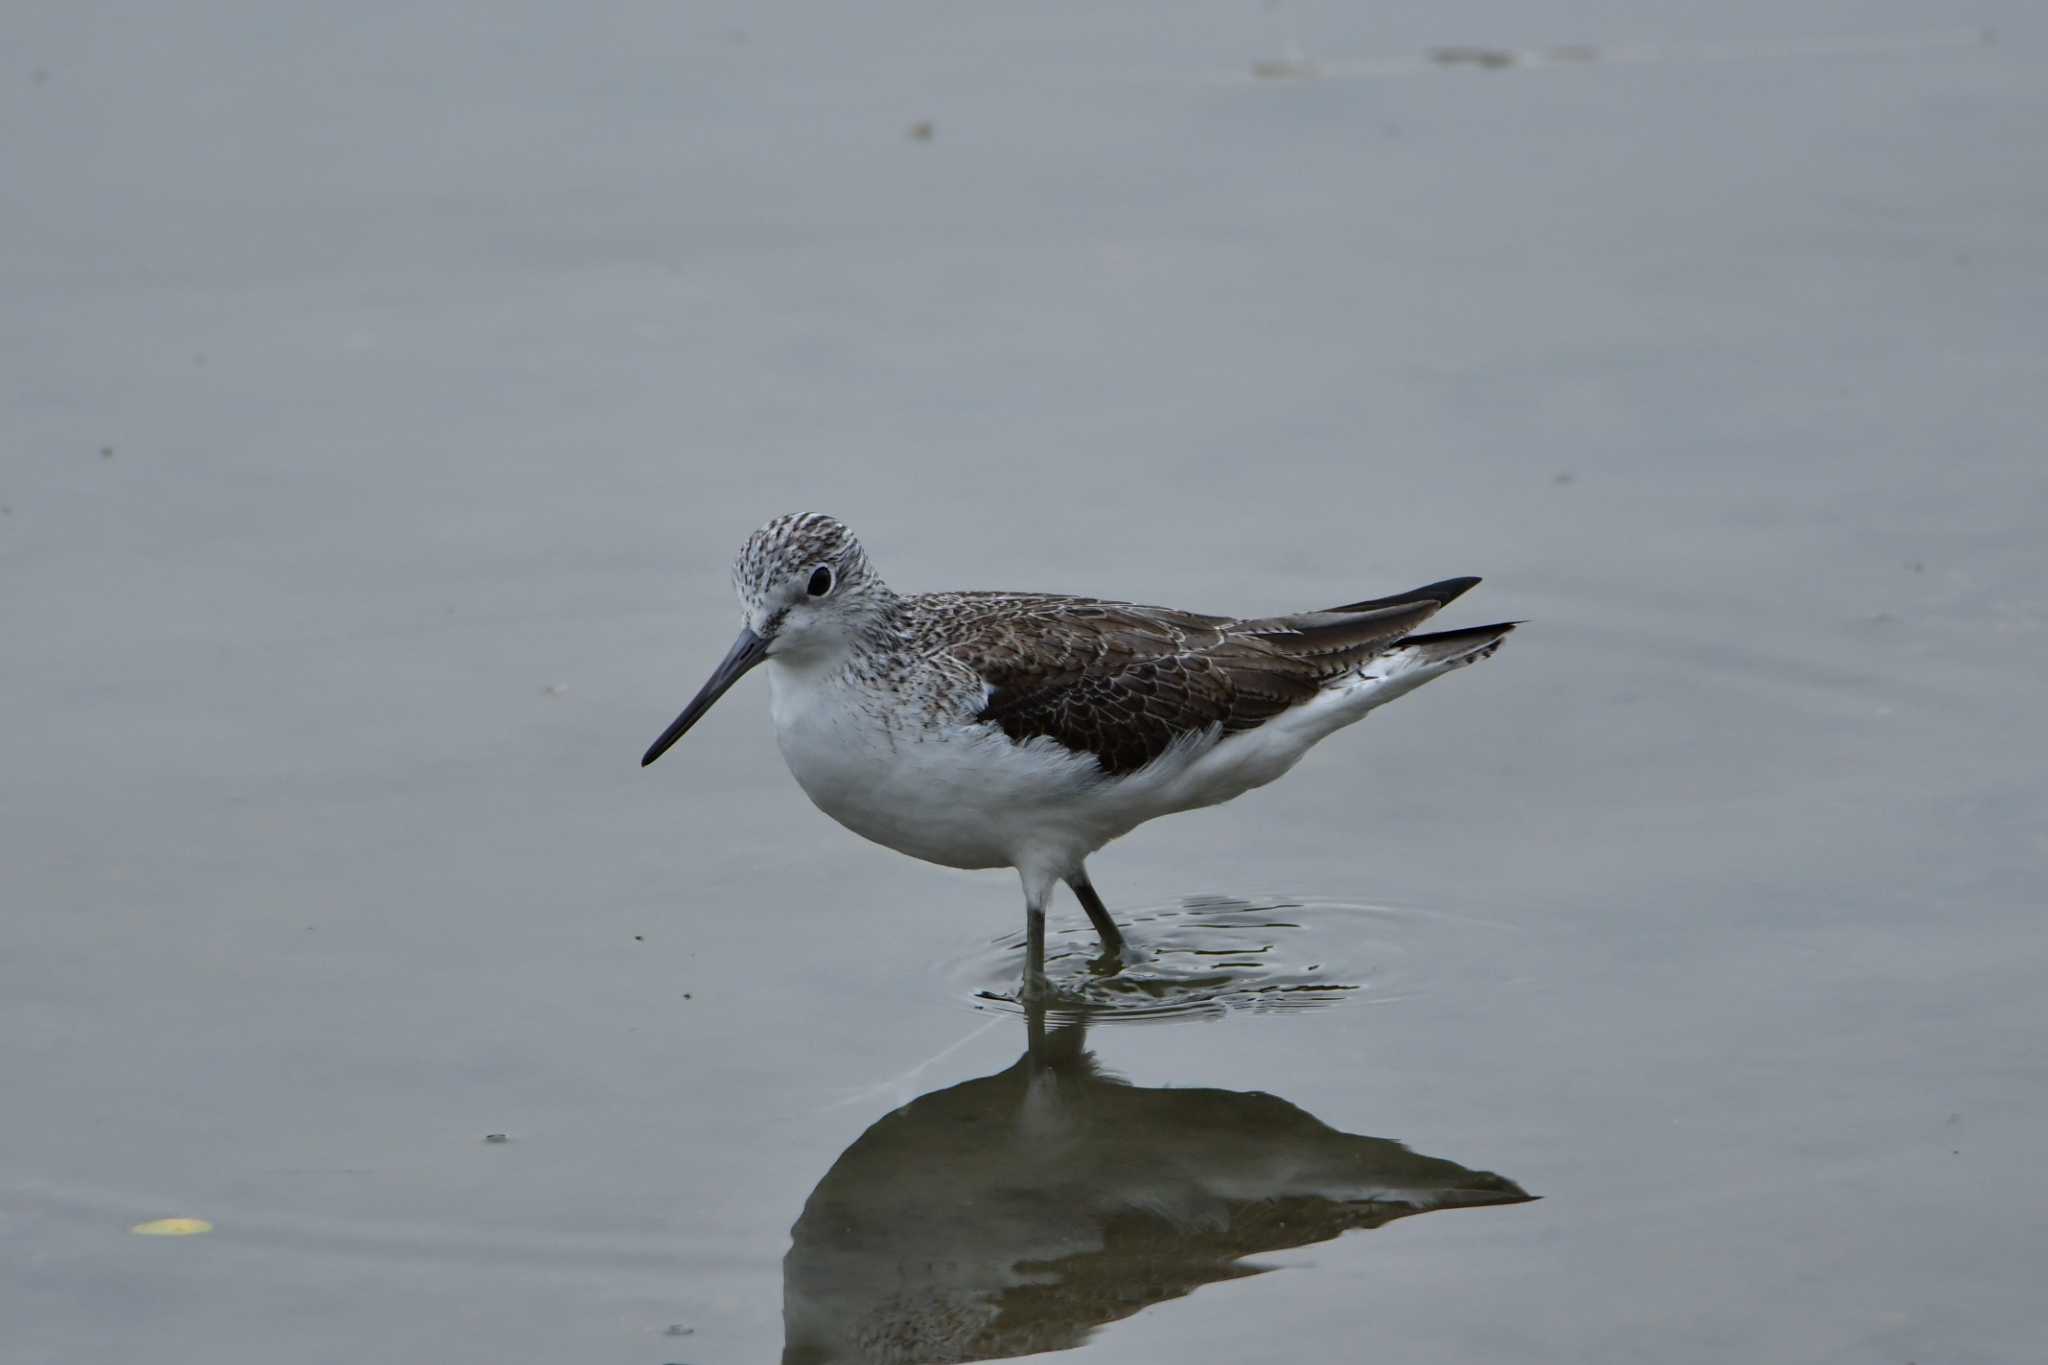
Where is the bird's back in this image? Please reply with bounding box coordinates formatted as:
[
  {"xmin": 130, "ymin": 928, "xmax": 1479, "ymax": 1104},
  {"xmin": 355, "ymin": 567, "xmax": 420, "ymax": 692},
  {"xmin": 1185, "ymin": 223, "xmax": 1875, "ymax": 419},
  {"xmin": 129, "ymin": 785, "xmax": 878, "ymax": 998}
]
[{"xmin": 906, "ymin": 584, "xmax": 1503, "ymax": 778}]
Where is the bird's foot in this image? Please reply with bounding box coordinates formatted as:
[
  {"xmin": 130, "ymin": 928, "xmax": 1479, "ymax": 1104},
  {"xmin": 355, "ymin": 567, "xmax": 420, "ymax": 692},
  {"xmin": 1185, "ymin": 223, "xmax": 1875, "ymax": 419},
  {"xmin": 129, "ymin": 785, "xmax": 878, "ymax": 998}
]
[{"xmin": 1086, "ymin": 946, "xmax": 1126, "ymax": 978}]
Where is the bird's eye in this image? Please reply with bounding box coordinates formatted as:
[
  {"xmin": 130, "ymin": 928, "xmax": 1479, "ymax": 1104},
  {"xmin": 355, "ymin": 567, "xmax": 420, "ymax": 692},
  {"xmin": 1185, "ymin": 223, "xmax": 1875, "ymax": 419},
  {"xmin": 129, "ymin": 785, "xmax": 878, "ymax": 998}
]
[{"xmin": 806, "ymin": 565, "xmax": 834, "ymax": 598}]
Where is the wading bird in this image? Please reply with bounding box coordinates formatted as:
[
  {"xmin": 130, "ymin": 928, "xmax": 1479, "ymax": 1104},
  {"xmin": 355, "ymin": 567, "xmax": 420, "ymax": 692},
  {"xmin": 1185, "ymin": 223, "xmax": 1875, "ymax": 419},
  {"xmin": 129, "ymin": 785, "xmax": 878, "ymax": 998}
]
[{"xmin": 643, "ymin": 513, "xmax": 1512, "ymax": 994}]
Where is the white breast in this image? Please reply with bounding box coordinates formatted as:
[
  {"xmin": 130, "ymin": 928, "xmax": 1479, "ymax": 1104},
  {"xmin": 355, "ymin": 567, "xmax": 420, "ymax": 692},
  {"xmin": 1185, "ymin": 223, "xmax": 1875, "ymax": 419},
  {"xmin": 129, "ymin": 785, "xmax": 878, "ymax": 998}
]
[{"xmin": 767, "ymin": 660, "xmax": 1107, "ymax": 872}]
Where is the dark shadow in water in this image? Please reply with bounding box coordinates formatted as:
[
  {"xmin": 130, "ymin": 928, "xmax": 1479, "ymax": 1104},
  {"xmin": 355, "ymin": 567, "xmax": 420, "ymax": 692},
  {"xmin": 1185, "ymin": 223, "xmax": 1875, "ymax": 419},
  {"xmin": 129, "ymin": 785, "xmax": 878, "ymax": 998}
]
[{"xmin": 783, "ymin": 1008, "xmax": 1532, "ymax": 1364}]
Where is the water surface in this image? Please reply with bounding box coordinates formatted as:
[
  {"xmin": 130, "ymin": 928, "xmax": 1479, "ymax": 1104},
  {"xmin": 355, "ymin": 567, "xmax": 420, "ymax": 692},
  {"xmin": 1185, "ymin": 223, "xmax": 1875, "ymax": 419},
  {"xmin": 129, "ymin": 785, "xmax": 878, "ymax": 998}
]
[{"xmin": 4, "ymin": 3, "xmax": 2045, "ymax": 1362}]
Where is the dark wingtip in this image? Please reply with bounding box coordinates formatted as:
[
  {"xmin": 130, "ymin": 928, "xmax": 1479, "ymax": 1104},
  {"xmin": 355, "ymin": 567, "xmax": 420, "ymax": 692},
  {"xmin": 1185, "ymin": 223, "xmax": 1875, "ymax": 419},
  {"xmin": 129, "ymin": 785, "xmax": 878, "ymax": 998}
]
[
  {"xmin": 1430, "ymin": 575, "xmax": 1484, "ymax": 603},
  {"xmin": 1327, "ymin": 576, "xmax": 1482, "ymax": 614},
  {"xmin": 1402, "ymin": 620, "xmax": 1522, "ymax": 644}
]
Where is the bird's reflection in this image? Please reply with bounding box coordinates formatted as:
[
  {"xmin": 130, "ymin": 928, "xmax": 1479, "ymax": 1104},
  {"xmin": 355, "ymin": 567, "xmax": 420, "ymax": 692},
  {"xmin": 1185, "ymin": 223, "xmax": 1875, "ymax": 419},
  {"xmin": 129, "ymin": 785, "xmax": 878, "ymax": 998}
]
[{"xmin": 783, "ymin": 1008, "xmax": 1532, "ymax": 1364}]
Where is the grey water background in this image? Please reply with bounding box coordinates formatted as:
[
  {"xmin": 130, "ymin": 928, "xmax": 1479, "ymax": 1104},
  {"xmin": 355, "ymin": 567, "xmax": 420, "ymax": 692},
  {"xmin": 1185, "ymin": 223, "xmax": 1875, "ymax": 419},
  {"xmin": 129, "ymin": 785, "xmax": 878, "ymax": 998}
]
[{"xmin": 5, "ymin": 2, "xmax": 2046, "ymax": 1361}]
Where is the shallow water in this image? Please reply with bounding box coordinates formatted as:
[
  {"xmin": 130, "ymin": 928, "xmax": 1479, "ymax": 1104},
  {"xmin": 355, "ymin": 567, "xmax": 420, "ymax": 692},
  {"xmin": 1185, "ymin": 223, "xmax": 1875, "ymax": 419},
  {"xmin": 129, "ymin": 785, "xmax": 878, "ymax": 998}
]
[
  {"xmin": 949, "ymin": 896, "xmax": 1428, "ymax": 1021},
  {"xmin": 5, "ymin": 3, "xmax": 2047, "ymax": 1363}
]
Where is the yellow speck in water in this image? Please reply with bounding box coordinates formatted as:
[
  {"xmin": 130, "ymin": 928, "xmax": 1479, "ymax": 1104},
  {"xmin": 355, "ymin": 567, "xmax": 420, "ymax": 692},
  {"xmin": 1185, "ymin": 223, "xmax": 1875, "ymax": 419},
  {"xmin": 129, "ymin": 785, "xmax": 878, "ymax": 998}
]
[{"xmin": 130, "ymin": 1217, "xmax": 212, "ymax": 1237}]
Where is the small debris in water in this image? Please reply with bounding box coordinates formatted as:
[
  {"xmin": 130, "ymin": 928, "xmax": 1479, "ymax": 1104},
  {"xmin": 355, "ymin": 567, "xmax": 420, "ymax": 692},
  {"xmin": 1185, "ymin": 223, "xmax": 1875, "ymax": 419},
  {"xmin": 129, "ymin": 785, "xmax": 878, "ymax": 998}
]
[
  {"xmin": 634, "ymin": 934, "xmax": 645, "ymax": 941},
  {"xmin": 1552, "ymin": 471, "xmax": 1575, "ymax": 486},
  {"xmin": 131, "ymin": 1217, "xmax": 211, "ymax": 1236},
  {"xmin": 541, "ymin": 683, "xmax": 568, "ymax": 697},
  {"xmin": 663, "ymin": 1325, "xmax": 695, "ymax": 1337},
  {"xmin": 100, "ymin": 446, "xmax": 114, "ymax": 459},
  {"xmin": 1430, "ymin": 46, "xmax": 1516, "ymax": 69},
  {"xmin": 1906, "ymin": 560, "xmax": 1926, "ymax": 573},
  {"xmin": 483, "ymin": 1133, "xmax": 510, "ymax": 1144},
  {"xmin": 1252, "ymin": 57, "xmax": 1317, "ymax": 79},
  {"xmin": 907, "ymin": 120, "xmax": 934, "ymax": 141}
]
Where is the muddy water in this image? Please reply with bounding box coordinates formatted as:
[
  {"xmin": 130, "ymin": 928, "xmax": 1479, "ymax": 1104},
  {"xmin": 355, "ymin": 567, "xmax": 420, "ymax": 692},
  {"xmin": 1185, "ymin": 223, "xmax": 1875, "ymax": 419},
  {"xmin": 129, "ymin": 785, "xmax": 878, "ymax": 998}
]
[{"xmin": 5, "ymin": 4, "xmax": 2046, "ymax": 1363}]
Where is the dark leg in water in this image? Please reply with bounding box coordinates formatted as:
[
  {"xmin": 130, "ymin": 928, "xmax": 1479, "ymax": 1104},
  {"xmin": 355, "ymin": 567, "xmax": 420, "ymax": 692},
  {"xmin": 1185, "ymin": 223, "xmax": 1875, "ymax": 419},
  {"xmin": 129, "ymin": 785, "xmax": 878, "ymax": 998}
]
[
  {"xmin": 1066, "ymin": 869, "xmax": 1125, "ymax": 955},
  {"xmin": 1017, "ymin": 867, "xmax": 1056, "ymax": 1000},
  {"xmin": 1023, "ymin": 895, "xmax": 1048, "ymax": 1000}
]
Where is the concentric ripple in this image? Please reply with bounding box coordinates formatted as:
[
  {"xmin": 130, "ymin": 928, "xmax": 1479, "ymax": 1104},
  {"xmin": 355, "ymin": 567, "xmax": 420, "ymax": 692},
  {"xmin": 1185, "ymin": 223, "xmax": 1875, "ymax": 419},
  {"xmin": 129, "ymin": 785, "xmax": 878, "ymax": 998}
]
[{"xmin": 943, "ymin": 894, "xmax": 1439, "ymax": 1024}]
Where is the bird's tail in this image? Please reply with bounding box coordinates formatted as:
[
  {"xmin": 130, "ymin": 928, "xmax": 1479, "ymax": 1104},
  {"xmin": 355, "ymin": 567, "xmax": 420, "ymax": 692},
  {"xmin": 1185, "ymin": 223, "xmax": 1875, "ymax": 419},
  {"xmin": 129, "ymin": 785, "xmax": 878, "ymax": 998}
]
[
  {"xmin": 1393, "ymin": 621, "xmax": 1518, "ymax": 669},
  {"xmin": 1328, "ymin": 620, "xmax": 1516, "ymax": 718}
]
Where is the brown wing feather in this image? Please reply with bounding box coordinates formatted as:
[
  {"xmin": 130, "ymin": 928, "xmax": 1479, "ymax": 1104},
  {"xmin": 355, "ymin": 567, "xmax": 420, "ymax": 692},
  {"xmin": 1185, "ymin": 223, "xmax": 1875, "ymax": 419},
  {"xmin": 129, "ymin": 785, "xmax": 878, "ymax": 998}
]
[{"xmin": 924, "ymin": 587, "xmax": 1465, "ymax": 776}]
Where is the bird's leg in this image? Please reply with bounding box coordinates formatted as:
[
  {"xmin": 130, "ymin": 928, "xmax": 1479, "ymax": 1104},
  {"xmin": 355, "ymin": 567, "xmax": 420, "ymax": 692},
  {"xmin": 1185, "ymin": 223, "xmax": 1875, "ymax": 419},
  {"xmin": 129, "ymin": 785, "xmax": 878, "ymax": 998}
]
[
  {"xmin": 1025, "ymin": 902, "xmax": 1047, "ymax": 996},
  {"xmin": 1019, "ymin": 867, "xmax": 1054, "ymax": 1001},
  {"xmin": 1066, "ymin": 868, "xmax": 1125, "ymax": 959}
]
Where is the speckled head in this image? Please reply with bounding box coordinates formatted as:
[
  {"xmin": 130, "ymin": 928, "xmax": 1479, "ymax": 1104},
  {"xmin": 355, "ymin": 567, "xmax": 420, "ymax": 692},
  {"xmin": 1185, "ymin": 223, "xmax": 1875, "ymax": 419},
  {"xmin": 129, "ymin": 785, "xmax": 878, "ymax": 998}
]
[
  {"xmin": 641, "ymin": 513, "xmax": 891, "ymax": 767},
  {"xmin": 732, "ymin": 513, "xmax": 882, "ymax": 628}
]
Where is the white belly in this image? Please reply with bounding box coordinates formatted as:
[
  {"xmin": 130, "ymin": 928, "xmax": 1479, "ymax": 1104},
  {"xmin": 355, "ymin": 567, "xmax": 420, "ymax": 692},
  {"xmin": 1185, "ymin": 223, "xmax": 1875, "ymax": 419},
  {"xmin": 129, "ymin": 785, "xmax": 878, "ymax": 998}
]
[{"xmin": 764, "ymin": 660, "xmax": 1400, "ymax": 877}]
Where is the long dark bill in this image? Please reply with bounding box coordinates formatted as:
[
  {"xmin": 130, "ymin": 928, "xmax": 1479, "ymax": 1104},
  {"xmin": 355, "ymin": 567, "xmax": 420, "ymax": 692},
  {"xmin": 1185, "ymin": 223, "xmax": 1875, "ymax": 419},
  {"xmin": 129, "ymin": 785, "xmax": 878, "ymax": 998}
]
[{"xmin": 641, "ymin": 627, "xmax": 768, "ymax": 767}]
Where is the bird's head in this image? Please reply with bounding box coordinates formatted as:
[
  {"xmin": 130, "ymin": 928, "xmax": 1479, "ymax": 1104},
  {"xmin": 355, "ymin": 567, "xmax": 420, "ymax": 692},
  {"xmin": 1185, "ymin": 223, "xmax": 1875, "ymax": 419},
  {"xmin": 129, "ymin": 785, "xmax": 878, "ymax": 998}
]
[{"xmin": 642, "ymin": 513, "xmax": 889, "ymax": 767}]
